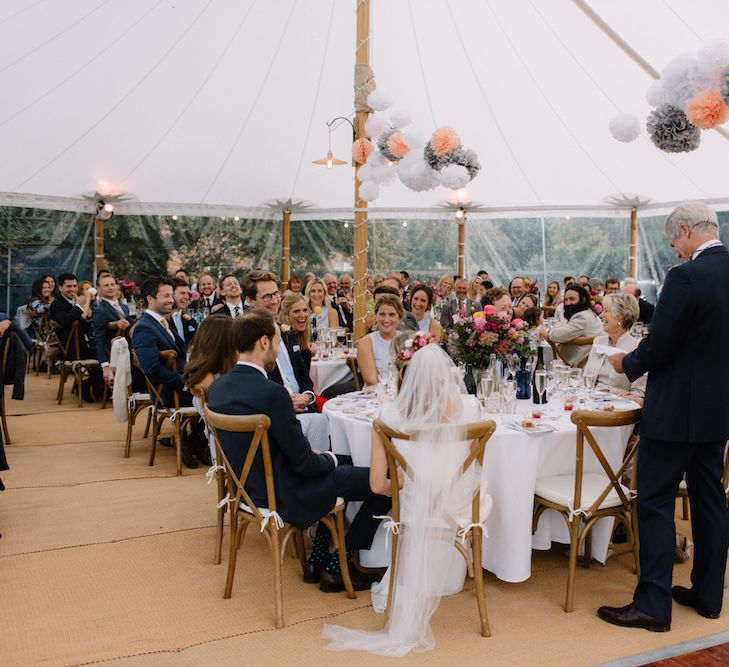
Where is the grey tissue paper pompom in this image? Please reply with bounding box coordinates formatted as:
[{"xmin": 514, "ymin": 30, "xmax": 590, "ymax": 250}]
[
  {"xmin": 377, "ymin": 128, "xmax": 402, "ymax": 163},
  {"xmin": 423, "ymin": 142, "xmax": 481, "ymax": 181},
  {"xmin": 721, "ymin": 66, "xmax": 729, "ymax": 105},
  {"xmin": 646, "ymin": 104, "xmax": 701, "ymax": 153}
]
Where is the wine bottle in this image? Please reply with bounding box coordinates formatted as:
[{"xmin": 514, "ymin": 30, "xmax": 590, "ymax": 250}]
[
  {"xmin": 532, "ymin": 345, "xmax": 546, "ymax": 404},
  {"xmin": 311, "ymin": 314, "xmax": 318, "ymax": 341}
]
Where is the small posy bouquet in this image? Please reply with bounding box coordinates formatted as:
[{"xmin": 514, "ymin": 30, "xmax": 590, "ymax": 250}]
[
  {"xmin": 523, "ymin": 278, "xmax": 540, "ymax": 297},
  {"xmin": 507, "ymin": 317, "xmax": 533, "ymax": 358},
  {"xmin": 448, "ymin": 306, "xmax": 512, "ymax": 366},
  {"xmin": 397, "ymin": 331, "xmax": 435, "ymax": 362}
]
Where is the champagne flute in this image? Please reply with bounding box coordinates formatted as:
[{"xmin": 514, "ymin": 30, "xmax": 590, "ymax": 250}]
[
  {"xmin": 506, "ymin": 354, "xmax": 517, "ymax": 381},
  {"xmin": 481, "ymin": 375, "xmax": 494, "ymax": 400},
  {"xmin": 534, "ymin": 370, "xmax": 547, "ymax": 405},
  {"xmin": 569, "ymin": 367, "xmax": 583, "ymax": 392}
]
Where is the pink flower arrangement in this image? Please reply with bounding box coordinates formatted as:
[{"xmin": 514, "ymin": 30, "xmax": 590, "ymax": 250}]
[
  {"xmin": 386, "ymin": 132, "xmax": 410, "ymax": 158},
  {"xmin": 430, "ymin": 127, "xmax": 460, "ymax": 156},
  {"xmin": 352, "ymin": 137, "xmax": 374, "ymax": 164},
  {"xmin": 686, "ymin": 90, "xmax": 729, "ymax": 129},
  {"xmin": 448, "ymin": 310, "xmax": 521, "ymax": 366},
  {"xmin": 396, "ymin": 331, "xmax": 435, "ymax": 363}
]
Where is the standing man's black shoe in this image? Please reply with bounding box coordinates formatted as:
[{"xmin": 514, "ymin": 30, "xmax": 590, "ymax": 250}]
[
  {"xmin": 672, "ymin": 586, "xmax": 720, "ymax": 619},
  {"xmin": 597, "ymin": 603, "xmax": 670, "ymax": 632}
]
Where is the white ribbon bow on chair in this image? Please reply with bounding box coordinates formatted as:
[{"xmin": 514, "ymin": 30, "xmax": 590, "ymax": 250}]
[
  {"xmin": 216, "ymin": 493, "xmax": 232, "ymax": 509},
  {"xmin": 567, "ymin": 507, "xmax": 592, "ymax": 523},
  {"xmin": 456, "ymin": 522, "xmax": 488, "ymax": 546},
  {"xmin": 373, "ymin": 515, "xmax": 400, "ymax": 550},
  {"xmin": 205, "ymin": 464, "xmax": 225, "ymax": 485},
  {"xmin": 260, "ymin": 511, "xmax": 284, "ymax": 533}
]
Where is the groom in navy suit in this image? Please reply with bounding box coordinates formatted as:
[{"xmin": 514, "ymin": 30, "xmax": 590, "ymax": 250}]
[
  {"xmin": 208, "ymin": 309, "xmax": 389, "ymax": 592},
  {"xmin": 600, "ymin": 201, "xmax": 729, "ymax": 631}
]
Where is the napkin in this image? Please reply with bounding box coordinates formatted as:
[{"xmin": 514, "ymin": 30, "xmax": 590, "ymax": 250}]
[{"xmin": 593, "ymin": 343, "xmax": 623, "ymax": 357}]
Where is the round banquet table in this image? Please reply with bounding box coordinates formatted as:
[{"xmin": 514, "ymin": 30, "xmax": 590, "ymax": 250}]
[
  {"xmin": 310, "ymin": 355, "xmax": 354, "ymax": 395},
  {"xmin": 324, "ymin": 395, "xmax": 635, "ymax": 581}
]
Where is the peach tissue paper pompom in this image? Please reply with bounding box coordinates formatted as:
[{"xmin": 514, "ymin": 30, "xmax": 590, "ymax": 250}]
[
  {"xmin": 430, "ymin": 127, "xmax": 460, "ymax": 157},
  {"xmin": 608, "ymin": 113, "xmax": 641, "ymax": 142},
  {"xmin": 352, "ymin": 137, "xmax": 374, "ymax": 164},
  {"xmin": 365, "ymin": 116, "xmax": 388, "ymax": 139},
  {"xmin": 367, "ymin": 90, "xmax": 392, "ymax": 112},
  {"xmin": 386, "ymin": 132, "xmax": 410, "ymax": 158},
  {"xmin": 686, "ymin": 89, "xmax": 729, "ymax": 129}
]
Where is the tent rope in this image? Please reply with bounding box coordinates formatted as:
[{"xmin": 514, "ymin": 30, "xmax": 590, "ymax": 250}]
[
  {"xmin": 445, "ymin": 0, "xmax": 543, "ymax": 205},
  {"xmin": 115, "ymin": 0, "xmax": 259, "ymax": 192},
  {"xmin": 201, "ymin": 0, "xmax": 298, "ymax": 203}
]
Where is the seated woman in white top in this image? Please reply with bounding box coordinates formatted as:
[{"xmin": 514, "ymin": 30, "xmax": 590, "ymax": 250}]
[
  {"xmin": 582, "ymin": 292, "xmax": 647, "ymax": 404},
  {"xmin": 323, "ymin": 333, "xmax": 491, "ymax": 656},
  {"xmin": 540, "ymin": 283, "xmax": 603, "ymax": 367},
  {"xmin": 356, "ymin": 294, "xmax": 404, "ymax": 386},
  {"xmin": 408, "ymin": 284, "xmax": 442, "ymax": 341},
  {"xmin": 304, "ymin": 278, "xmax": 338, "ymax": 331}
]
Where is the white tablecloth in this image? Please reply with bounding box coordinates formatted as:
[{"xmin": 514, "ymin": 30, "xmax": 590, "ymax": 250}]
[
  {"xmin": 324, "ymin": 397, "xmax": 634, "ymax": 580},
  {"xmin": 310, "ymin": 357, "xmax": 353, "ymax": 394}
]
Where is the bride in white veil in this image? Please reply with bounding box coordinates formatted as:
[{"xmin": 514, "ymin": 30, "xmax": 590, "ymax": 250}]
[{"xmin": 322, "ymin": 333, "xmax": 492, "ymax": 657}]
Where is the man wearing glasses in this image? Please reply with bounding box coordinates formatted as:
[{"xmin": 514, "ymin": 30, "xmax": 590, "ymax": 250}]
[{"xmin": 244, "ymin": 270, "xmax": 315, "ymax": 413}]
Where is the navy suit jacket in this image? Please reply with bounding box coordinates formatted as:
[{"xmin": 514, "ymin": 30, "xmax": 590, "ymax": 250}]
[
  {"xmin": 49, "ymin": 297, "xmax": 93, "ymax": 359},
  {"xmin": 92, "ymin": 300, "xmax": 132, "ymax": 365},
  {"xmin": 623, "ymin": 245, "xmax": 729, "ymax": 443},
  {"xmin": 131, "ymin": 312, "xmax": 186, "ymax": 404},
  {"xmin": 208, "ymin": 364, "xmax": 336, "ymax": 528}
]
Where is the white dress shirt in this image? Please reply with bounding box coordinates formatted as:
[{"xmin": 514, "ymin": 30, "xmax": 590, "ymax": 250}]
[{"xmin": 692, "ymin": 239, "xmax": 723, "ymax": 260}]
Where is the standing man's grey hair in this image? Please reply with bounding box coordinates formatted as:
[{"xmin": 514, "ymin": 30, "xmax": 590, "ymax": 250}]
[{"xmin": 665, "ymin": 202, "xmax": 719, "ymax": 238}]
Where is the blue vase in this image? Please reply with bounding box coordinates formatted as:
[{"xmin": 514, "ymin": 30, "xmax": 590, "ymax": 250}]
[{"xmin": 515, "ymin": 358, "xmax": 531, "ymax": 400}]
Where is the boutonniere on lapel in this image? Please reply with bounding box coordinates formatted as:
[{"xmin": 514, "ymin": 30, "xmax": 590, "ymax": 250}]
[
  {"xmin": 182, "ymin": 313, "xmax": 192, "ymax": 321},
  {"xmin": 280, "ymin": 324, "xmax": 291, "ymax": 333}
]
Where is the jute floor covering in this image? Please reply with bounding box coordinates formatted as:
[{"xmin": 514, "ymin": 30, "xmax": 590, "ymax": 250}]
[{"xmin": 1, "ymin": 375, "xmax": 727, "ymax": 666}]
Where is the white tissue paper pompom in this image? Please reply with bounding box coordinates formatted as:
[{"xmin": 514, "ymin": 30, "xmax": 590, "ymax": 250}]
[
  {"xmin": 390, "ymin": 109, "xmax": 412, "ymax": 129},
  {"xmin": 397, "ymin": 151, "xmax": 440, "ymax": 192},
  {"xmin": 608, "ymin": 113, "xmax": 641, "ymax": 142},
  {"xmin": 367, "ymin": 151, "xmax": 387, "ymax": 168},
  {"xmin": 367, "ymin": 90, "xmax": 392, "ymax": 112},
  {"xmin": 661, "ymin": 52, "xmax": 715, "ymax": 109},
  {"xmin": 356, "ymin": 161, "xmax": 373, "ymax": 183},
  {"xmin": 375, "ymin": 162, "xmax": 398, "ymax": 185},
  {"xmin": 359, "ymin": 180, "xmax": 380, "ymax": 201},
  {"xmin": 402, "ymin": 128, "xmax": 427, "ymax": 150},
  {"xmin": 438, "ymin": 163, "xmax": 471, "ymax": 189},
  {"xmin": 696, "ymin": 39, "xmax": 729, "ymax": 82},
  {"xmin": 646, "ymin": 80, "xmax": 666, "ymax": 107},
  {"xmin": 365, "ymin": 116, "xmax": 389, "ymax": 139}
]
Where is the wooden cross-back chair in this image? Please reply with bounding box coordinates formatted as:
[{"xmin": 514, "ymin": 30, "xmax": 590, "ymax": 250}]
[
  {"xmin": 190, "ymin": 384, "xmax": 226, "ymax": 565},
  {"xmin": 203, "ymin": 405, "xmax": 355, "ymax": 629},
  {"xmin": 549, "ymin": 335, "xmax": 596, "ymax": 369},
  {"xmin": 131, "ymin": 349, "xmax": 197, "ymax": 476},
  {"xmin": 122, "ymin": 364, "xmax": 154, "ymax": 461},
  {"xmin": 0, "ymin": 332, "xmax": 21, "ymax": 446},
  {"xmin": 373, "ymin": 418, "xmax": 497, "ymax": 638},
  {"xmin": 533, "ymin": 408, "xmax": 642, "ymax": 612},
  {"xmin": 345, "ymin": 355, "xmax": 362, "ymax": 391},
  {"xmin": 51, "ymin": 320, "xmax": 107, "ymax": 408}
]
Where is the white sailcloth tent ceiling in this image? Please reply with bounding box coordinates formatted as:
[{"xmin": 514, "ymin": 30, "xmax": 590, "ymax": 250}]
[{"xmin": 0, "ymin": 0, "xmax": 727, "ymax": 218}]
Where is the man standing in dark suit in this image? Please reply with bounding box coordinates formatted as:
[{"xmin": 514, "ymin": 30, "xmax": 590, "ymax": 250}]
[
  {"xmin": 132, "ymin": 276, "xmax": 209, "ymax": 469},
  {"xmin": 92, "ymin": 273, "xmax": 133, "ymax": 387},
  {"xmin": 197, "ymin": 273, "xmax": 218, "ymax": 311},
  {"xmin": 600, "ymin": 201, "xmax": 729, "ymax": 631},
  {"xmin": 623, "ymin": 280, "xmax": 655, "ymax": 325},
  {"xmin": 208, "ymin": 310, "xmax": 390, "ymax": 592}
]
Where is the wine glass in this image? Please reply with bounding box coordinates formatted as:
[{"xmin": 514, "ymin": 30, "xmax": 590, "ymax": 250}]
[
  {"xmin": 569, "ymin": 368, "xmax": 583, "ymax": 392},
  {"xmin": 505, "ymin": 354, "xmax": 517, "ymax": 381},
  {"xmin": 500, "ymin": 379, "xmax": 517, "ymax": 416},
  {"xmin": 534, "ymin": 370, "xmax": 547, "ymax": 405}
]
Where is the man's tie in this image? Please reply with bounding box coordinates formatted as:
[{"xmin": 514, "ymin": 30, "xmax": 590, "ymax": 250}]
[
  {"xmin": 111, "ymin": 301, "xmax": 125, "ymax": 318},
  {"xmin": 204, "ymin": 297, "xmax": 211, "ymax": 308},
  {"xmin": 233, "ymin": 305, "xmax": 240, "ymax": 318},
  {"xmin": 174, "ymin": 312, "xmax": 185, "ymax": 339},
  {"xmin": 160, "ymin": 317, "xmax": 175, "ymax": 340}
]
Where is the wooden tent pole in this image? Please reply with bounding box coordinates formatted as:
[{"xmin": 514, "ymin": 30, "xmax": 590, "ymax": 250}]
[
  {"xmin": 353, "ymin": 0, "xmax": 370, "ymax": 341},
  {"xmin": 457, "ymin": 215, "xmax": 466, "ymax": 276},
  {"xmin": 628, "ymin": 206, "xmax": 638, "ymax": 279},
  {"xmin": 94, "ymin": 216, "xmax": 106, "ymax": 282},
  {"xmin": 281, "ymin": 209, "xmax": 291, "ymax": 283}
]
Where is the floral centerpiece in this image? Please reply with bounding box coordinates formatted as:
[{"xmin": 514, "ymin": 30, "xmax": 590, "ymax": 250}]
[
  {"xmin": 590, "ymin": 291, "xmax": 604, "ymax": 314},
  {"xmin": 448, "ymin": 306, "xmax": 512, "ymax": 367},
  {"xmin": 118, "ymin": 279, "xmax": 140, "ymax": 302},
  {"xmin": 507, "ymin": 317, "xmax": 533, "ymax": 359},
  {"xmin": 523, "ymin": 278, "xmax": 540, "ymax": 298}
]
